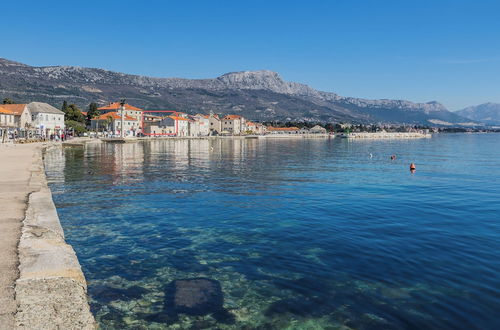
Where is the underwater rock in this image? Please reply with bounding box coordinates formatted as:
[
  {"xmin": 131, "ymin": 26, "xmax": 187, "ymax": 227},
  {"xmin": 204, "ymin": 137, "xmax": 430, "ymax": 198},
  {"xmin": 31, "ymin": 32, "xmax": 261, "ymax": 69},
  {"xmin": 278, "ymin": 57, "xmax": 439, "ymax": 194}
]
[{"xmin": 163, "ymin": 278, "xmax": 234, "ymax": 324}]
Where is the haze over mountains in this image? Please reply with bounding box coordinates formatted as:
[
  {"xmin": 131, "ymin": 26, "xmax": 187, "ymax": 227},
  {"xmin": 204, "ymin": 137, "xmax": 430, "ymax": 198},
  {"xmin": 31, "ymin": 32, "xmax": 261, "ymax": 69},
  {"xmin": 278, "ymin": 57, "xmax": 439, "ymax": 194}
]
[
  {"xmin": 0, "ymin": 58, "xmax": 479, "ymax": 125},
  {"xmin": 455, "ymin": 103, "xmax": 500, "ymax": 125}
]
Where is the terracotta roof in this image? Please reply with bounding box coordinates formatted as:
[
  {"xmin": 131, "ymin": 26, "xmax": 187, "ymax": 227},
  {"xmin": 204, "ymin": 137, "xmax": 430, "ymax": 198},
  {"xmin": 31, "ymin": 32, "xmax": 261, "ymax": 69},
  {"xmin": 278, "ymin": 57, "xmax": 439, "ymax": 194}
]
[
  {"xmin": 223, "ymin": 115, "xmax": 241, "ymax": 120},
  {"xmin": 92, "ymin": 112, "xmax": 136, "ymax": 121},
  {"xmin": 168, "ymin": 115, "xmax": 189, "ymax": 121},
  {"xmin": 267, "ymin": 126, "xmax": 300, "ymax": 131},
  {"xmin": 81, "ymin": 111, "xmax": 87, "ymax": 116},
  {"xmin": 0, "ymin": 106, "xmax": 15, "ymax": 115},
  {"xmin": 0, "ymin": 104, "xmax": 27, "ymax": 115},
  {"xmin": 246, "ymin": 121, "xmax": 256, "ymax": 126},
  {"xmin": 98, "ymin": 102, "xmax": 143, "ymax": 111}
]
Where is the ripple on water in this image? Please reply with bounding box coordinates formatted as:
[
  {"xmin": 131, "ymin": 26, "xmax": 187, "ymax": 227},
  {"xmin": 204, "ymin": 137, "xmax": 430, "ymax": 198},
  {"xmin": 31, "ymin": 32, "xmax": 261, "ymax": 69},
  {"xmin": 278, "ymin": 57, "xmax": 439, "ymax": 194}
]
[{"xmin": 44, "ymin": 135, "xmax": 500, "ymax": 329}]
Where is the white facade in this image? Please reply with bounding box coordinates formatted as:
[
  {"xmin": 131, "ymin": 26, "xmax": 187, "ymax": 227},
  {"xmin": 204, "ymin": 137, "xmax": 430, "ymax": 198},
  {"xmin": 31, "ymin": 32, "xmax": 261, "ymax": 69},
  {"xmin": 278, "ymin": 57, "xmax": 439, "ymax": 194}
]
[
  {"xmin": 27, "ymin": 102, "xmax": 65, "ymax": 136},
  {"xmin": 31, "ymin": 112, "xmax": 65, "ymax": 136},
  {"xmin": 192, "ymin": 115, "xmax": 210, "ymax": 136},
  {"xmin": 0, "ymin": 112, "xmax": 16, "ymax": 128},
  {"xmin": 221, "ymin": 115, "xmax": 246, "ymax": 135}
]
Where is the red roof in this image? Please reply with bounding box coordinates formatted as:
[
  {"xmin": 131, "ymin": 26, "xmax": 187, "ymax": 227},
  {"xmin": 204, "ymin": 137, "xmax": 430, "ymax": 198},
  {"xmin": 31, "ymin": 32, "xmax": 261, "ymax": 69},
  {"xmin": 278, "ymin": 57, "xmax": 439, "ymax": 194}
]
[
  {"xmin": 98, "ymin": 102, "xmax": 143, "ymax": 111},
  {"xmin": 0, "ymin": 106, "xmax": 15, "ymax": 115},
  {"xmin": 93, "ymin": 112, "xmax": 136, "ymax": 121},
  {"xmin": 169, "ymin": 115, "xmax": 189, "ymax": 121},
  {"xmin": 0, "ymin": 104, "xmax": 27, "ymax": 115},
  {"xmin": 223, "ymin": 115, "xmax": 241, "ymax": 120}
]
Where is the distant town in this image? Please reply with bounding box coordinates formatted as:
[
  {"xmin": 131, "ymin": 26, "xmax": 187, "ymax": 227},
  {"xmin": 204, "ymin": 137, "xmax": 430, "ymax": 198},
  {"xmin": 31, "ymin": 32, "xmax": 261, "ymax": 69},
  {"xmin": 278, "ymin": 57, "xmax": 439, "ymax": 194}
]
[{"xmin": 0, "ymin": 98, "xmax": 496, "ymax": 142}]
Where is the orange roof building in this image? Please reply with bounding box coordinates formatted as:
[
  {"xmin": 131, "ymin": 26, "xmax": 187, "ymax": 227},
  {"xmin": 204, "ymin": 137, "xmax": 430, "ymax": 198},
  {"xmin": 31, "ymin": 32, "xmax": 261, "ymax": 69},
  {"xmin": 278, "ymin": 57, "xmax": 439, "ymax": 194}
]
[
  {"xmin": 0, "ymin": 106, "xmax": 15, "ymax": 115},
  {"xmin": 93, "ymin": 111, "xmax": 136, "ymax": 121},
  {"xmin": 97, "ymin": 102, "xmax": 143, "ymax": 111},
  {"xmin": 223, "ymin": 114, "xmax": 242, "ymax": 120},
  {"xmin": 0, "ymin": 106, "xmax": 16, "ymax": 128},
  {"xmin": 0, "ymin": 104, "xmax": 28, "ymax": 116}
]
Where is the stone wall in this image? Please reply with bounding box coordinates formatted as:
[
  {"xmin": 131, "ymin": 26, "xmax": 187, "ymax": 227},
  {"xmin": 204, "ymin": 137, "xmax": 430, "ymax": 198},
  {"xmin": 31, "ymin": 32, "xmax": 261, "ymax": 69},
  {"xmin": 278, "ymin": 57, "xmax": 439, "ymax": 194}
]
[{"xmin": 15, "ymin": 146, "xmax": 95, "ymax": 329}]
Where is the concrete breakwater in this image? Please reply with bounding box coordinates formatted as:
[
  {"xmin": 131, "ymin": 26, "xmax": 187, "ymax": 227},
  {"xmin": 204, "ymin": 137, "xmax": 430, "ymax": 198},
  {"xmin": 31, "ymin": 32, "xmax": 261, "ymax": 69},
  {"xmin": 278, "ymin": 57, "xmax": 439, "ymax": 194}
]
[
  {"xmin": 342, "ymin": 132, "xmax": 431, "ymax": 139},
  {"xmin": 0, "ymin": 143, "xmax": 95, "ymax": 329}
]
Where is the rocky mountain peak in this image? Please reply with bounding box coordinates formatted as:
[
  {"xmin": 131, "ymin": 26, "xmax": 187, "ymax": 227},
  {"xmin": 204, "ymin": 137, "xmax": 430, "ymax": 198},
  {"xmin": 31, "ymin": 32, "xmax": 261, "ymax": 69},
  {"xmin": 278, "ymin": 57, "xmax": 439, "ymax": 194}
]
[
  {"xmin": 0, "ymin": 58, "xmax": 28, "ymax": 67},
  {"xmin": 0, "ymin": 57, "xmax": 474, "ymax": 125}
]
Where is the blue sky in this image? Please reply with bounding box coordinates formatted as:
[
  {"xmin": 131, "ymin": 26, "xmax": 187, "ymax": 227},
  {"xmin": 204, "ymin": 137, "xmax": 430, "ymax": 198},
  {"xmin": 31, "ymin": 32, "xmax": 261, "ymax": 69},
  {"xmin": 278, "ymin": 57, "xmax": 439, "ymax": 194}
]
[{"xmin": 1, "ymin": 0, "xmax": 499, "ymax": 110}]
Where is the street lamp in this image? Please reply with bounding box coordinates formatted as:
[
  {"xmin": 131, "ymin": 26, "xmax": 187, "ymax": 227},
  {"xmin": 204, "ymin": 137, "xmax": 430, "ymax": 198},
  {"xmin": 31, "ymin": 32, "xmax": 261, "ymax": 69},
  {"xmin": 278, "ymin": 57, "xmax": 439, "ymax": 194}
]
[{"xmin": 120, "ymin": 99, "xmax": 126, "ymax": 138}]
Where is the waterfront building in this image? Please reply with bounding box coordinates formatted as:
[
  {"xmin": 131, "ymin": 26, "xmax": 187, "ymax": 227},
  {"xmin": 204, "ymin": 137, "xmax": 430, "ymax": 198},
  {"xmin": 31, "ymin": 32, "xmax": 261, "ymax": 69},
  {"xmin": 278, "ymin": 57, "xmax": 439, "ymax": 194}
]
[
  {"xmin": 0, "ymin": 104, "xmax": 33, "ymax": 132},
  {"xmin": 0, "ymin": 106, "xmax": 16, "ymax": 128},
  {"xmin": 90, "ymin": 112, "xmax": 138, "ymax": 135},
  {"xmin": 27, "ymin": 102, "xmax": 65, "ymax": 137},
  {"xmin": 266, "ymin": 126, "xmax": 302, "ymax": 134},
  {"xmin": 0, "ymin": 106, "xmax": 16, "ymax": 141},
  {"xmin": 309, "ymin": 125, "xmax": 327, "ymax": 134},
  {"xmin": 169, "ymin": 115, "xmax": 189, "ymax": 136},
  {"xmin": 97, "ymin": 102, "xmax": 143, "ymax": 134},
  {"xmin": 221, "ymin": 115, "xmax": 246, "ymax": 135},
  {"xmin": 208, "ymin": 113, "xmax": 222, "ymax": 134},
  {"xmin": 188, "ymin": 118, "xmax": 200, "ymax": 137},
  {"xmin": 192, "ymin": 114, "xmax": 210, "ymax": 136},
  {"xmin": 143, "ymin": 115, "xmax": 189, "ymax": 136}
]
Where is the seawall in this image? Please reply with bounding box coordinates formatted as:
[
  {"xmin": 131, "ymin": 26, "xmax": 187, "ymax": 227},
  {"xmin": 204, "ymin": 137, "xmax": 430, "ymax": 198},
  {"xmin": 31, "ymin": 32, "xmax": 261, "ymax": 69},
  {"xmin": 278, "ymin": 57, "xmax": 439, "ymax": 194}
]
[
  {"xmin": 12, "ymin": 144, "xmax": 95, "ymax": 329},
  {"xmin": 342, "ymin": 132, "xmax": 431, "ymax": 139}
]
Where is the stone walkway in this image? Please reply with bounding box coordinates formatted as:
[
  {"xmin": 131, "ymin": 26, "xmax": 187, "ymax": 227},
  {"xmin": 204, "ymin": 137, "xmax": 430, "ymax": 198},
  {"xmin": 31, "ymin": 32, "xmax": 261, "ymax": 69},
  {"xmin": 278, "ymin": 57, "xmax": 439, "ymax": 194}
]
[{"xmin": 0, "ymin": 143, "xmax": 38, "ymax": 329}]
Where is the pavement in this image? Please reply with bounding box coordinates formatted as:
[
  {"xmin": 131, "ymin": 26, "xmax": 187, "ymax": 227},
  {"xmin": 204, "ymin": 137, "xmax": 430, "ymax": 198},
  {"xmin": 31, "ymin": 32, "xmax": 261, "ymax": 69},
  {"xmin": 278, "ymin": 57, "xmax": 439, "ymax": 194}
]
[
  {"xmin": 0, "ymin": 143, "xmax": 38, "ymax": 329},
  {"xmin": 0, "ymin": 142, "xmax": 95, "ymax": 329}
]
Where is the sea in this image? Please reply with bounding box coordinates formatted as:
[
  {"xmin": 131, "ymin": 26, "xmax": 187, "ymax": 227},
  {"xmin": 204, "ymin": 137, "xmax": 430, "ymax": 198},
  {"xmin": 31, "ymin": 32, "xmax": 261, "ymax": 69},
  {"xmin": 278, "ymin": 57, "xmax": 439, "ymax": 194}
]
[{"xmin": 44, "ymin": 133, "xmax": 500, "ymax": 329}]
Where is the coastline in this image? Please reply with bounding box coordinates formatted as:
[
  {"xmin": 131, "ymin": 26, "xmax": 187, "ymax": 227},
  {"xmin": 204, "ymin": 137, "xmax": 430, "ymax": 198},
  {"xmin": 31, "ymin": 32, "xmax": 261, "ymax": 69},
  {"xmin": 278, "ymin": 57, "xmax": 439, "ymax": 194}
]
[{"xmin": 0, "ymin": 143, "xmax": 95, "ymax": 329}]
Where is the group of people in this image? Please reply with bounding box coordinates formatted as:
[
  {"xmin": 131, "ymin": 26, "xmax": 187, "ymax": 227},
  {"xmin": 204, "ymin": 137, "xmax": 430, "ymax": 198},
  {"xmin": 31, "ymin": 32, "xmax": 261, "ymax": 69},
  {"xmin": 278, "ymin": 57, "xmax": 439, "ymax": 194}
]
[{"xmin": 48, "ymin": 133, "xmax": 67, "ymax": 141}]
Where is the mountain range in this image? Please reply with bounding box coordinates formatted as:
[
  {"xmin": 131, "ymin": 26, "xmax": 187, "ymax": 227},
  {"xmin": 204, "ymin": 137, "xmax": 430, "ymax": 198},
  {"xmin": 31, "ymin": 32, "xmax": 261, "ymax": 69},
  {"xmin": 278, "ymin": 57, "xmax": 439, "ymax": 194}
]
[
  {"xmin": 0, "ymin": 58, "xmax": 479, "ymax": 125},
  {"xmin": 455, "ymin": 103, "xmax": 500, "ymax": 125}
]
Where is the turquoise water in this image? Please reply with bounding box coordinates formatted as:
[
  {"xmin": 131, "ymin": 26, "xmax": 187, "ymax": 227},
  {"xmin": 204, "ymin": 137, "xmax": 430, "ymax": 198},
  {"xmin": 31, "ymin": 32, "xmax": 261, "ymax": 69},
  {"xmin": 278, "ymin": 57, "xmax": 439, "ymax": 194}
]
[{"xmin": 44, "ymin": 134, "xmax": 500, "ymax": 329}]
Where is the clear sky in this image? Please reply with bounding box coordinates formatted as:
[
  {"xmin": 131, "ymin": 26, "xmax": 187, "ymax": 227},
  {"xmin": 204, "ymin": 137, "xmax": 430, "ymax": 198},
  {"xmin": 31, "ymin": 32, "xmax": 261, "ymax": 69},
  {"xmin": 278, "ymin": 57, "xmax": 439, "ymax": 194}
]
[{"xmin": 2, "ymin": 0, "xmax": 499, "ymax": 110}]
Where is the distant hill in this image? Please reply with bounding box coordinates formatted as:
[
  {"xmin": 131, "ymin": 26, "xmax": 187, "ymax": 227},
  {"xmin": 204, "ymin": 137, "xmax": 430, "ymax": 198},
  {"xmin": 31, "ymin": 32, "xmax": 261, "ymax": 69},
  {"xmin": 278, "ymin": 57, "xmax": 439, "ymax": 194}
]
[
  {"xmin": 455, "ymin": 103, "xmax": 500, "ymax": 125},
  {"xmin": 0, "ymin": 58, "xmax": 473, "ymax": 125}
]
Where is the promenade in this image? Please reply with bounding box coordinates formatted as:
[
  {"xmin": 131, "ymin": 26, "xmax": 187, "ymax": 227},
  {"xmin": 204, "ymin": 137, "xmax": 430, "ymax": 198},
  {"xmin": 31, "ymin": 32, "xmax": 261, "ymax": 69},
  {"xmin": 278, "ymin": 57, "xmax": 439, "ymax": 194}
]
[
  {"xmin": 0, "ymin": 143, "xmax": 95, "ymax": 329},
  {"xmin": 0, "ymin": 144, "xmax": 38, "ymax": 328}
]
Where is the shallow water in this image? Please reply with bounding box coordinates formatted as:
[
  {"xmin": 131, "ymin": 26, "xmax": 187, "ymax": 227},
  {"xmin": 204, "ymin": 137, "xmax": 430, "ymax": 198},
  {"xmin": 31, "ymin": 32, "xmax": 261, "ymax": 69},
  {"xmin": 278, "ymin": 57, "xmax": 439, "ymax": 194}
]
[{"xmin": 44, "ymin": 134, "xmax": 500, "ymax": 329}]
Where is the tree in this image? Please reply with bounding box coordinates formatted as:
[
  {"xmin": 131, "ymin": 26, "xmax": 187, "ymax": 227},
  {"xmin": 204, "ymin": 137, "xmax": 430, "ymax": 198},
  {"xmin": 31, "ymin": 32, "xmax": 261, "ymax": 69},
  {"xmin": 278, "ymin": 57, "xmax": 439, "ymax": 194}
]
[
  {"xmin": 3, "ymin": 98, "xmax": 14, "ymax": 104},
  {"xmin": 65, "ymin": 120, "xmax": 87, "ymax": 136},
  {"xmin": 64, "ymin": 104, "xmax": 85, "ymax": 124},
  {"xmin": 61, "ymin": 101, "xmax": 69, "ymax": 113},
  {"xmin": 86, "ymin": 102, "xmax": 99, "ymax": 126}
]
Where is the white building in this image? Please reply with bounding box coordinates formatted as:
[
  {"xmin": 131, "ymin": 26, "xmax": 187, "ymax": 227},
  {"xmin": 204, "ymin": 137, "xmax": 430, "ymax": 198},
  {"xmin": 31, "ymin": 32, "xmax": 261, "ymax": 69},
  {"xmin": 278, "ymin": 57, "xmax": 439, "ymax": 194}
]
[
  {"xmin": 27, "ymin": 102, "xmax": 65, "ymax": 137},
  {"xmin": 309, "ymin": 125, "xmax": 327, "ymax": 134},
  {"xmin": 97, "ymin": 102, "xmax": 143, "ymax": 135},
  {"xmin": 0, "ymin": 106, "xmax": 16, "ymax": 128},
  {"xmin": 0, "ymin": 104, "xmax": 32, "ymax": 132},
  {"xmin": 208, "ymin": 113, "xmax": 222, "ymax": 134},
  {"xmin": 91, "ymin": 112, "xmax": 137, "ymax": 135},
  {"xmin": 221, "ymin": 115, "xmax": 246, "ymax": 135},
  {"xmin": 192, "ymin": 114, "xmax": 210, "ymax": 136}
]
